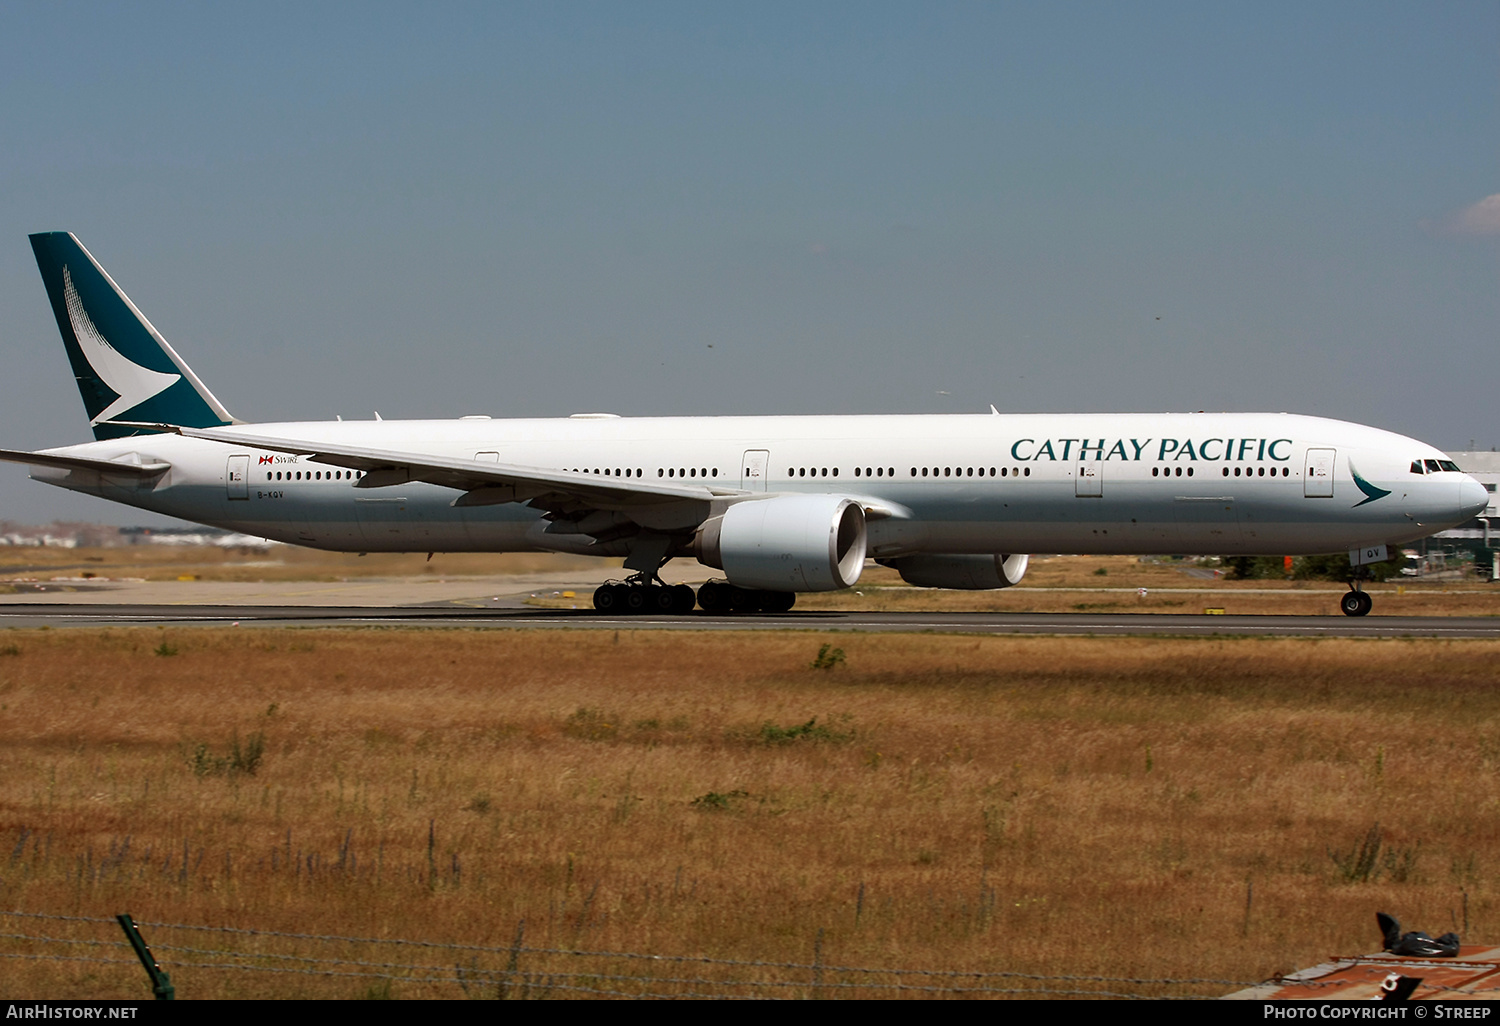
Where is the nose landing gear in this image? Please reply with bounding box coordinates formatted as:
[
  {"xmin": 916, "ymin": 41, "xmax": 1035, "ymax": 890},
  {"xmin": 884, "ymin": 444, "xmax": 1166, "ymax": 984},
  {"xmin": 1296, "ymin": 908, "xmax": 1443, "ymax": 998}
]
[{"xmin": 1340, "ymin": 585, "xmax": 1373, "ymax": 617}]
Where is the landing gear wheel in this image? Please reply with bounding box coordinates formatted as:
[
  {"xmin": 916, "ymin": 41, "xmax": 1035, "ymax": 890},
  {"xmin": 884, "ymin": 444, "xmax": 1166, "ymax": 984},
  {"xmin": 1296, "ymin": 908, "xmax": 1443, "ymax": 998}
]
[
  {"xmin": 670, "ymin": 584, "xmax": 697, "ymax": 614},
  {"xmin": 1340, "ymin": 590, "xmax": 1373, "ymax": 617},
  {"xmin": 625, "ymin": 586, "xmax": 649, "ymax": 614},
  {"xmin": 729, "ymin": 586, "xmax": 763, "ymax": 614},
  {"xmin": 759, "ymin": 591, "xmax": 795, "ymax": 613},
  {"xmin": 696, "ymin": 581, "xmax": 732, "ymax": 614},
  {"xmin": 593, "ymin": 584, "xmax": 620, "ymax": 612}
]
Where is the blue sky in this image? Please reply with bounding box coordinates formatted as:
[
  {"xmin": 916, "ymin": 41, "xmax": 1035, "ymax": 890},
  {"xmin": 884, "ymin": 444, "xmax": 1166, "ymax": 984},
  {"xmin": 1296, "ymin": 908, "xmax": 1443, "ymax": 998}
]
[{"xmin": 0, "ymin": 1, "xmax": 1495, "ymax": 524}]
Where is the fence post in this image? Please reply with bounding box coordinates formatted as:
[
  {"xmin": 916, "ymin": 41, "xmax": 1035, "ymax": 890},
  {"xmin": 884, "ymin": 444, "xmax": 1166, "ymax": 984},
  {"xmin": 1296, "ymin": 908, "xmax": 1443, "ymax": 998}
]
[
  {"xmin": 812, "ymin": 927, "xmax": 824, "ymax": 1000},
  {"xmin": 500, "ymin": 918, "xmax": 525, "ymax": 1000},
  {"xmin": 115, "ymin": 913, "xmax": 175, "ymax": 1000}
]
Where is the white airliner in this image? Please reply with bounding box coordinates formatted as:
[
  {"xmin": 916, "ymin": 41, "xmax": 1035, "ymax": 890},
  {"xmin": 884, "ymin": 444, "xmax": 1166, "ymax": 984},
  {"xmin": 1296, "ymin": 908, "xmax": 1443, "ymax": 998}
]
[{"xmin": 2, "ymin": 232, "xmax": 1487, "ymax": 616}]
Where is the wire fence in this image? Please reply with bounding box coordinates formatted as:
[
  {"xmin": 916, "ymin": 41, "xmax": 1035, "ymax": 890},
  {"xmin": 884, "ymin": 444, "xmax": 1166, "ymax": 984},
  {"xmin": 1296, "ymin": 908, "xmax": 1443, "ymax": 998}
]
[{"xmin": 0, "ymin": 909, "xmax": 1262, "ymax": 999}]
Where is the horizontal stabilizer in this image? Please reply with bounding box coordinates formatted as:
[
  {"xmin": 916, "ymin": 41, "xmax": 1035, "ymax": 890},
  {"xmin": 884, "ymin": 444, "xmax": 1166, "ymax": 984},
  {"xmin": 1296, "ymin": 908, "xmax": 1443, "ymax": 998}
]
[{"xmin": 0, "ymin": 447, "xmax": 170, "ymax": 476}]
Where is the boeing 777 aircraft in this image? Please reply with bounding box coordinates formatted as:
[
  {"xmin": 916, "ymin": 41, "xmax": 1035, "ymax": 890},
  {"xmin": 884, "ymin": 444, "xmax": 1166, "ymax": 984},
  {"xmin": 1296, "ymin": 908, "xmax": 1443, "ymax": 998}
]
[{"xmin": 3, "ymin": 232, "xmax": 1487, "ymax": 616}]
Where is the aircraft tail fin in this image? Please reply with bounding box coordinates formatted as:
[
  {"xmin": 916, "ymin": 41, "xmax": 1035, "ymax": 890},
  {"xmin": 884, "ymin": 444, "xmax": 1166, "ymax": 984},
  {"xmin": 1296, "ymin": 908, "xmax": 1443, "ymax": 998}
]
[{"xmin": 29, "ymin": 232, "xmax": 235, "ymax": 440}]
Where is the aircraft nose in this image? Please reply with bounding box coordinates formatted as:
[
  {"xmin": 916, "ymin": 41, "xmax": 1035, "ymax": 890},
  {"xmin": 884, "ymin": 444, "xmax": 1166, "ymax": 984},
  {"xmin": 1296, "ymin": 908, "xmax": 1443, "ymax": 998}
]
[{"xmin": 1460, "ymin": 476, "xmax": 1489, "ymax": 520}]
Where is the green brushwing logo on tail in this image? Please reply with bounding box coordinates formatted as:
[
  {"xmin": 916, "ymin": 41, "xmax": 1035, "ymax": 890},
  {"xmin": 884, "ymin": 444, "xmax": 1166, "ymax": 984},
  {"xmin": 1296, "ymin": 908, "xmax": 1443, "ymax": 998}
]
[
  {"xmin": 29, "ymin": 232, "xmax": 234, "ymax": 440},
  {"xmin": 1349, "ymin": 462, "xmax": 1391, "ymax": 507}
]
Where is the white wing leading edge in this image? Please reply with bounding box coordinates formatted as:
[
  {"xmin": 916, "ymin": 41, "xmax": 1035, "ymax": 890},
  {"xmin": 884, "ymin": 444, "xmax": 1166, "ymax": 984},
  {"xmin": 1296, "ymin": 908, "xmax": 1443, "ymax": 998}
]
[{"xmin": 158, "ymin": 424, "xmax": 746, "ymax": 520}]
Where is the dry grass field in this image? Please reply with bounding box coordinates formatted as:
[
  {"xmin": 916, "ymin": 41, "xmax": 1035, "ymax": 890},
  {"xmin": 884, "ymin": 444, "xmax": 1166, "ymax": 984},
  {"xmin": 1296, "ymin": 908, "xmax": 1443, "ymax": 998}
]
[{"xmin": 2, "ymin": 627, "xmax": 1499, "ymax": 998}]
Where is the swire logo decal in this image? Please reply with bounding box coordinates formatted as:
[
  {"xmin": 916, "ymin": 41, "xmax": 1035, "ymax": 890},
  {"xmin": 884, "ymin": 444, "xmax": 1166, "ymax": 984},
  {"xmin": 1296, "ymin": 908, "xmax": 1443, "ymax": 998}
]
[
  {"xmin": 1348, "ymin": 462, "xmax": 1391, "ymax": 507},
  {"xmin": 259, "ymin": 455, "xmax": 275, "ymax": 464},
  {"xmin": 63, "ymin": 265, "xmax": 181, "ymax": 425}
]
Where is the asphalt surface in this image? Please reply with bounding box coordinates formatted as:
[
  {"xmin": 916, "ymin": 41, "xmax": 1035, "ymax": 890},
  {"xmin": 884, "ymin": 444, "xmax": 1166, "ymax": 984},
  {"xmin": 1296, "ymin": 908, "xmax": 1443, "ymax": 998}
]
[{"xmin": 0, "ymin": 603, "xmax": 1496, "ymax": 637}]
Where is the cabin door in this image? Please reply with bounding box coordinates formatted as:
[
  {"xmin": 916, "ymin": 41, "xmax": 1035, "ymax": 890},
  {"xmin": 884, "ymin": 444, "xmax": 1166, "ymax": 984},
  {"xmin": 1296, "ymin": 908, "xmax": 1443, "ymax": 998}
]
[
  {"xmin": 741, "ymin": 450, "xmax": 770, "ymax": 492},
  {"xmin": 1304, "ymin": 448, "xmax": 1335, "ymax": 498},
  {"xmin": 1075, "ymin": 455, "xmax": 1103, "ymax": 497},
  {"xmin": 226, "ymin": 454, "xmax": 250, "ymax": 500}
]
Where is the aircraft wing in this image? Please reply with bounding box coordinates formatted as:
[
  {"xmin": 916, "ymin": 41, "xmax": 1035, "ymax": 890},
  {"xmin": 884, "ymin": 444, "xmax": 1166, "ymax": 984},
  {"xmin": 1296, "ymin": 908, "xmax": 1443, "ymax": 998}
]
[
  {"xmin": 160, "ymin": 424, "xmax": 745, "ymax": 517},
  {"xmin": 0, "ymin": 447, "xmax": 171, "ymax": 477}
]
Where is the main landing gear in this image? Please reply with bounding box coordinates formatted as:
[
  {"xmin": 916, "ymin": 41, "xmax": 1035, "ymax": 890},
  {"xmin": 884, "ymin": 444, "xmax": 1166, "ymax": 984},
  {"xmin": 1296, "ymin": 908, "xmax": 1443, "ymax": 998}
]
[
  {"xmin": 1340, "ymin": 582, "xmax": 1373, "ymax": 617},
  {"xmin": 696, "ymin": 580, "xmax": 795, "ymax": 614},
  {"xmin": 592, "ymin": 574, "xmax": 697, "ymax": 615},
  {"xmin": 590, "ymin": 577, "xmax": 797, "ymax": 615}
]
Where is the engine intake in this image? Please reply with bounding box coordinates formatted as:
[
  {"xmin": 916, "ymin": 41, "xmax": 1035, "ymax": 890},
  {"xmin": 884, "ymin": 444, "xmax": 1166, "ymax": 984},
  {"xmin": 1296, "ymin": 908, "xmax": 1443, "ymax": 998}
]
[
  {"xmin": 695, "ymin": 494, "xmax": 867, "ymax": 592},
  {"xmin": 882, "ymin": 553, "xmax": 1029, "ymax": 590}
]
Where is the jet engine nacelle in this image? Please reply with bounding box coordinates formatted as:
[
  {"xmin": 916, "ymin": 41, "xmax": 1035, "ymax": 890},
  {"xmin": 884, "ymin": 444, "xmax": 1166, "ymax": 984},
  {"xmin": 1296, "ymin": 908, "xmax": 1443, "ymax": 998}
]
[
  {"xmin": 694, "ymin": 494, "xmax": 867, "ymax": 592},
  {"xmin": 882, "ymin": 553, "xmax": 1030, "ymax": 590}
]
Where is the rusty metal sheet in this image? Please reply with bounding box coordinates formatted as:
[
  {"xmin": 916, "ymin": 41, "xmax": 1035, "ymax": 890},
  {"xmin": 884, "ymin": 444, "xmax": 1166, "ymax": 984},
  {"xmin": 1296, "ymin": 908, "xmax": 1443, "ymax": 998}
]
[{"xmin": 1227, "ymin": 946, "xmax": 1500, "ymax": 1000}]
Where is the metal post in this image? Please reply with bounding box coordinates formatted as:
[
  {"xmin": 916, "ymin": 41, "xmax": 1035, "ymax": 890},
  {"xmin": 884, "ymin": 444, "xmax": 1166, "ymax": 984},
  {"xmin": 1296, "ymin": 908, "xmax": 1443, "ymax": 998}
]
[{"xmin": 115, "ymin": 913, "xmax": 175, "ymax": 1000}]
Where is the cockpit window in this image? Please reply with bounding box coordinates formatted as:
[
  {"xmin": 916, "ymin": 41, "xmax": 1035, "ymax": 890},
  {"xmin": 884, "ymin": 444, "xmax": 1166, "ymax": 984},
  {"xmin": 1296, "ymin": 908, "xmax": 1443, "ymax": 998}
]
[
  {"xmin": 1439, "ymin": 460, "xmax": 1461, "ymax": 473},
  {"xmin": 1424, "ymin": 459, "xmax": 1443, "ymax": 473},
  {"xmin": 1411, "ymin": 461, "xmax": 1425, "ymax": 474}
]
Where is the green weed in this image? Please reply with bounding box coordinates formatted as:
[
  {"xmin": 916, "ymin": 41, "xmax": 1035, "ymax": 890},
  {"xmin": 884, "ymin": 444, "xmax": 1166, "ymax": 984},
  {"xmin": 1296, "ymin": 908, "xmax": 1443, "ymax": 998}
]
[
  {"xmin": 757, "ymin": 717, "xmax": 851, "ymax": 745},
  {"xmin": 691, "ymin": 790, "xmax": 749, "ymax": 811},
  {"xmin": 810, "ymin": 644, "xmax": 845, "ymax": 670}
]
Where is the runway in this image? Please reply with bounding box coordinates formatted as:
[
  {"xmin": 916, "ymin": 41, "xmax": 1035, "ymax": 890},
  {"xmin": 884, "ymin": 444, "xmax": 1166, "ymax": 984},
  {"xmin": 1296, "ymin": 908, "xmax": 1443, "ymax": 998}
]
[{"xmin": 0, "ymin": 602, "xmax": 1497, "ymax": 637}]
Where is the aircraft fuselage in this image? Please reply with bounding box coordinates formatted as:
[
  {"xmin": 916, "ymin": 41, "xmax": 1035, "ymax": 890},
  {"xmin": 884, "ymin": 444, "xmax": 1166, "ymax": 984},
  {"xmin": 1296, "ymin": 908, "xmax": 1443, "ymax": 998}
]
[{"xmin": 30, "ymin": 410, "xmax": 1483, "ymax": 560}]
